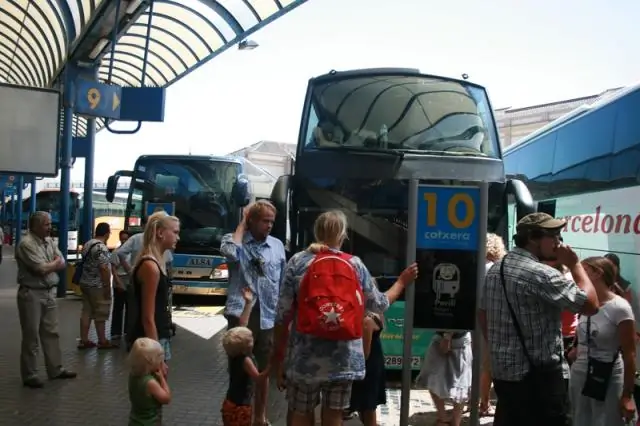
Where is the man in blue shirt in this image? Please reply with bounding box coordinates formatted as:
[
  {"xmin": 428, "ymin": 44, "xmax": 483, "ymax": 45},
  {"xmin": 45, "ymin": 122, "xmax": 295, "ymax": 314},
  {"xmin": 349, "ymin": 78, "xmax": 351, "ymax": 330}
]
[{"xmin": 221, "ymin": 200, "xmax": 286, "ymax": 426}]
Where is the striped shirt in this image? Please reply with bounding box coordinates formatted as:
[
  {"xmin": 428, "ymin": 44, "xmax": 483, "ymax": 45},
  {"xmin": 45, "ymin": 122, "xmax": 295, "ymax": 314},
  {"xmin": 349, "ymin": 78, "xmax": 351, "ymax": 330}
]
[{"xmin": 480, "ymin": 248, "xmax": 587, "ymax": 381}]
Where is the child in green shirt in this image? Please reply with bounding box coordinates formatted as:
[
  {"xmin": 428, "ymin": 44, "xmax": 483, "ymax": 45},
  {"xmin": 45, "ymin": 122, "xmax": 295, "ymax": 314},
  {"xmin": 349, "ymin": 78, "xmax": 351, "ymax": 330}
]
[{"xmin": 128, "ymin": 337, "xmax": 172, "ymax": 425}]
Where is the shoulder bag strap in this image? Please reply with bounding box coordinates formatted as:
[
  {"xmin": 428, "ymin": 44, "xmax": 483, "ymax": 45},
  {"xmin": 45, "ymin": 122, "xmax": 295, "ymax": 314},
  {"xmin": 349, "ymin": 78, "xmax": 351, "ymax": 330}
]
[{"xmin": 499, "ymin": 257, "xmax": 535, "ymax": 367}]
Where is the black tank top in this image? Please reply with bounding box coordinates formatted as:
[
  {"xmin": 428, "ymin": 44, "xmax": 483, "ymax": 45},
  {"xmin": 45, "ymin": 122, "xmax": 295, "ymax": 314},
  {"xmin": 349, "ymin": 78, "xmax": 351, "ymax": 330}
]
[
  {"xmin": 226, "ymin": 355, "xmax": 255, "ymax": 405},
  {"xmin": 129, "ymin": 257, "xmax": 172, "ymax": 342}
]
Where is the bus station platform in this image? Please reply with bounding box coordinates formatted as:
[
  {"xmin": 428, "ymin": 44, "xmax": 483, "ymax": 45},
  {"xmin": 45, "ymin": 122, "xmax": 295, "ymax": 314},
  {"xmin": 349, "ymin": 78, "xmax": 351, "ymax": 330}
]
[{"xmin": 0, "ymin": 246, "xmax": 492, "ymax": 426}]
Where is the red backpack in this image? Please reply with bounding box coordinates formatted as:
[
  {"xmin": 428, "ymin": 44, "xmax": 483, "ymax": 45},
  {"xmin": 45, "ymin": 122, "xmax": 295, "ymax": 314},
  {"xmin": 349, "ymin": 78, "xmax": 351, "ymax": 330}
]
[{"xmin": 296, "ymin": 251, "xmax": 364, "ymax": 340}]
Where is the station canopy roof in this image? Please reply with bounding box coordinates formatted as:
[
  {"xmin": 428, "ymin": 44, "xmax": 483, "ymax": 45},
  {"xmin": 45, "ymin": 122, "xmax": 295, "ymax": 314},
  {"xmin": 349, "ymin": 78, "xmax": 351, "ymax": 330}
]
[{"xmin": 0, "ymin": 0, "xmax": 307, "ymax": 136}]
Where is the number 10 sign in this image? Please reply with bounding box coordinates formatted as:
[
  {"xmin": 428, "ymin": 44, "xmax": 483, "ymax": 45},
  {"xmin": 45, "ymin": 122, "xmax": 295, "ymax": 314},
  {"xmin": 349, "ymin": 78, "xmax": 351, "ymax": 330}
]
[{"xmin": 416, "ymin": 185, "xmax": 480, "ymax": 251}]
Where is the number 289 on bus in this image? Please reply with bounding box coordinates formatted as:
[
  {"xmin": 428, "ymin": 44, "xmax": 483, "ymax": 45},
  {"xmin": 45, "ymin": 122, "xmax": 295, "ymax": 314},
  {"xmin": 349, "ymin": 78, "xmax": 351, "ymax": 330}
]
[{"xmin": 416, "ymin": 185, "xmax": 480, "ymax": 251}]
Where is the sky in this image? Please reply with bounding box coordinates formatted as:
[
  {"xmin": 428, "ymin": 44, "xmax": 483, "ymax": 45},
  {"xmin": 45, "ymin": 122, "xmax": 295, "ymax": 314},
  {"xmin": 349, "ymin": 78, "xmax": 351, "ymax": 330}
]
[{"xmin": 66, "ymin": 0, "xmax": 640, "ymax": 182}]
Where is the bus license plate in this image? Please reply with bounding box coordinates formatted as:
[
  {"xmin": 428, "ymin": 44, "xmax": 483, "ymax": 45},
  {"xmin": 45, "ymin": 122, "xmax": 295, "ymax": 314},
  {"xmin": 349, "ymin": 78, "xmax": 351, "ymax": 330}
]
[{"xmin": 384, "ymin": 356, "xmax": 422, "ymax": 368}]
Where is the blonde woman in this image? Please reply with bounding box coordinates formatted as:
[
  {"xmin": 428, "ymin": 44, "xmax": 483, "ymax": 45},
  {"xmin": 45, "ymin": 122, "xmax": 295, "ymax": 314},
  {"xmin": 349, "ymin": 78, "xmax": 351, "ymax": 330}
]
[
  {"xmin": 271, "ymin": 210, "xmax": 418, "ymax": 426},
  {"xmin": 127, "ymin": 211, "xmax": 180, "ymax": 364},
  {"xmin": 479, "ymin": 233, "xmax": 507, "ymax": 417}
]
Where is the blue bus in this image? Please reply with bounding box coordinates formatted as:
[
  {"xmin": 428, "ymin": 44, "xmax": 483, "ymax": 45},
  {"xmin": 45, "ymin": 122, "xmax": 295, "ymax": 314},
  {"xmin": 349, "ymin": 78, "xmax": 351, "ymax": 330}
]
[
  {"xmin": 504, "ymin": 83, "xmax": 640, "ymax": 288},
  {"xmin": 106, "ymin": 155, "xmax": 251, "ymax": 296},
  {"xmin": 269, "ymin": 68, "xmax": 535, "ymax": 369}
]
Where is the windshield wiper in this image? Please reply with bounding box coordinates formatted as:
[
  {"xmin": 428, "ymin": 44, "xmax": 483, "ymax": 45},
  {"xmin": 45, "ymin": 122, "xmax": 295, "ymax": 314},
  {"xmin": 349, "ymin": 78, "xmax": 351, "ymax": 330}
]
[
  {"xmin": 394, "ymin": 147, "xmax": 488, "ymax": 158},
  {"xmin": 319, "ymin": 145, "xmax": 404, "ymax": 157}
]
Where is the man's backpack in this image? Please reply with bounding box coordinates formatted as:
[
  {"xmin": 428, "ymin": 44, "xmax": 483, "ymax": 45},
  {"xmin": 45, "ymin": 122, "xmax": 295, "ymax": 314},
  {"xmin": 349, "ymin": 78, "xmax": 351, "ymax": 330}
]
[
  {"xmin": 71, "ymin": 241, "xmax": 102, "ymax": 285},
  {"xmin": 296, "ymin": 251, "xmax": 364, "ymax": 340}
]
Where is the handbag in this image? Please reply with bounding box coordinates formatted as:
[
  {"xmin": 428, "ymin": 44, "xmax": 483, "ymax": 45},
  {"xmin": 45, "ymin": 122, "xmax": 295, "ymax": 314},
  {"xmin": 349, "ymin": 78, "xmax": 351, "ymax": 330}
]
[{"xmin": 581, "ymin": 316, "xmax": 618, "ymax": 401}]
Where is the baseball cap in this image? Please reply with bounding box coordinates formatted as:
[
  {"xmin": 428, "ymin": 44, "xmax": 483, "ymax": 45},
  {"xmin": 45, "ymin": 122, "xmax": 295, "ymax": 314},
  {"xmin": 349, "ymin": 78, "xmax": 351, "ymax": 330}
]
[{"xmin": 516, "ymin": 212, "xmax": 566, "ymax": 231}]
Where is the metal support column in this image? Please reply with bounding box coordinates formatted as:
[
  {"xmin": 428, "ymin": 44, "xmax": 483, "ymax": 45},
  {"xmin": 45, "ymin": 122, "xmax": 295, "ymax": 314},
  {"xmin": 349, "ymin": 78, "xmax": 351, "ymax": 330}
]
[
  {"xmin": 15, "ymin": 177, "xmax": 24, "ymax": 248},
  {"xmin": 468, "ymin": 182, "xmax": 489, "ymax": 426},
  {"xmin": 81, "ymin": 117, "xmax": 96, "ymax": 244},
  {"xmin": 11, "ymin": 192, "xmax": 16, "ymax": 244},
  {"xmin": 0, "ymin": 190, "xmax": 5, "ymax": 224},
  {"xmin": 29, "ymin": 178, "xmax": 37, "ymax": 214},
  {"xmin": 400, "ymin": 179, "xmax": 419, "ymax": 426},
  {"xmin": 58, "ymin": 72, "xmax": 75, "ymax": 298}
]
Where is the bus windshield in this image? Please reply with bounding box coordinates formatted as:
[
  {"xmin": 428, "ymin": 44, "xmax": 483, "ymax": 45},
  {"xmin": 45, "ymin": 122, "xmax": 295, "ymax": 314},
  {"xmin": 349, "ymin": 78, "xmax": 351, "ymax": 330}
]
[
  {"xmin": 129, "ymin": 157, "xmax": 243, "ymax": 252},
  {"xmin": 302, "ymin": 74, "xmax": 499, "ymax": 158},
  {"xmin": 33, "ymin": 190, "xmax": 79, "ymax": 225}
]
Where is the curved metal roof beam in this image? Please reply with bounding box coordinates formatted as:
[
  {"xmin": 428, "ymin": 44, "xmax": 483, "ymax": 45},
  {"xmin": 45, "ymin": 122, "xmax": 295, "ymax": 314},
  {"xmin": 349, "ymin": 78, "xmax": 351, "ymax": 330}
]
[
  {"xmin": 0, "ymin": 29, "xmax": 42, "ymax": 85},
  {"xmin": 115, "ymin": 42, "xmax": 179, "ymax": 77},
  {"xmin": 100, "ymin": 60, "xmax": 157, "ymax": 86},
  {"xmin": 127, "ymin": 23, "xmax": 199, "ymax": 64},
  {"xmin": 29, "ymin": 1, "xmax": 66, "ymax": 63},
  {"xmin": 195, "ymin": 0, "xmax": 244, "ymax": 35},
  {"xmin": 119, "ymin": 33, "xmax": 189, "ymax": 70},
  {"xmin": 104, "ymin": 50, "xmax": 169, "ymax": 85},
  {"xmin": 8, "ymin": 0, "xmax": 60, "ymax": 80},
  {"xmin": 159, "ymin": 0, "xmax": 227, "ymax": 44},
  {"xmin": 5, "ymin": 1, "xmax": 56, "ymax": 82},
  {"xmin": 0, "ymin": 55, "xmax": 28, "ymax": 86},
  {"xmin": 240, "ymin": 0, "xmax": 262, "ymax": 22},
  {"xmin": 53, "ymin": 0, "xmax": 77, "ymax": 42},
  {"xmin": 145, "ymin": 12, "xmax": 213, "ymax": 56}
]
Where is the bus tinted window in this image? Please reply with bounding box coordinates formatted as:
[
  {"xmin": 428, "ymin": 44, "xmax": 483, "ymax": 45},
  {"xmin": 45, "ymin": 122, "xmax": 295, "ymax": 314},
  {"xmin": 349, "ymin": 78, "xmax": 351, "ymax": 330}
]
[
  {"xmin": 132, "ymin": 158, "xmax": 243, "ymax": 249},
  {"xmin": 302, "ymin": 74, "xmax": 500, "ymax": 158},
  {"xmin": 504, "ymin": 85, "xmax": 640, "ymax": 197}
]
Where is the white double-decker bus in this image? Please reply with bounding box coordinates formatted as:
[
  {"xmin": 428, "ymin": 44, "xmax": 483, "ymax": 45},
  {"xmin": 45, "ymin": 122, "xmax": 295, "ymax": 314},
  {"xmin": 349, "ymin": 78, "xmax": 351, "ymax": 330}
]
[{"xmin": 504, "ymin": 83, "xmax": 640, "ymax": 288}]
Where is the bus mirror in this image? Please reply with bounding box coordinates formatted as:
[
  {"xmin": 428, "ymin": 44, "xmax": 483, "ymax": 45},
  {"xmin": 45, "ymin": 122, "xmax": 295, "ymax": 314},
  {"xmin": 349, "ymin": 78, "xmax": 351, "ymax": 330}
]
[
  {"xmin": 106, "ymin": 175, "xmax": 118, "ymax": 203},
  {"xmin": 506, "ymin": 179, "xmax": 535, "ymax": 221},
  {"xmin": 232, "ymin": 175, "xmax": 251, "ymax": 207},
  {"xmin": 270, "ymin": 175, "xmax": 291, "ymax": 244}
]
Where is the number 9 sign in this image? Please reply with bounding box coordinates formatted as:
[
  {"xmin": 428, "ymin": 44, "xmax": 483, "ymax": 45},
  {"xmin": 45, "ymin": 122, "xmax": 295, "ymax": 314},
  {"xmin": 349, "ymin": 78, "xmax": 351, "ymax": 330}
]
[{"xmin": 416, "ymin": 185, "xmax": 480, "ymax": 251}]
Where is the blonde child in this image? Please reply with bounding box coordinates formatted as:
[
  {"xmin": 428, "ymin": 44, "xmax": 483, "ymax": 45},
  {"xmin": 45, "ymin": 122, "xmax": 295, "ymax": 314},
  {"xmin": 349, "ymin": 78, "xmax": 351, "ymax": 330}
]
[
  {"xmin": 221, "ymin": 288, "xmax": 269, "ymax": 426},
  {"xmin": 128, "ymin": 337, "xmax": 172, "ymax": 426}
]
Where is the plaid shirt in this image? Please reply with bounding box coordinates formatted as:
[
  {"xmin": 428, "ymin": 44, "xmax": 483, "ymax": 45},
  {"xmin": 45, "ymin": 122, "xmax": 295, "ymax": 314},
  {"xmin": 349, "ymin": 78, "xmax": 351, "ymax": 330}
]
[{"xmin": 480, "ymin": 248, "xmax": 587, "ymax": 381}]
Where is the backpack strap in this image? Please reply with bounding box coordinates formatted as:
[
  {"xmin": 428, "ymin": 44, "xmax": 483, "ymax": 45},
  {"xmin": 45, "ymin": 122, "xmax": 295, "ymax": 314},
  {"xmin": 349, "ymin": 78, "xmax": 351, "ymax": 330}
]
[{"xmin": 82, "ymin": 241, "xmax": 103, "ymax": 262}]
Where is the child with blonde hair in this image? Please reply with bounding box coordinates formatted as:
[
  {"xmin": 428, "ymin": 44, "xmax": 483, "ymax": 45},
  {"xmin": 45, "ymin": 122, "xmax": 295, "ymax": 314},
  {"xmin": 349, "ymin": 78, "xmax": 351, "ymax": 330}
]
[
  {"xmin": 128, "ymin": 337, "xmax": 171, "ymax": 425},
  {"xmin": 221, "ymin": 288, "xmax": 269, "ymax": 426}
]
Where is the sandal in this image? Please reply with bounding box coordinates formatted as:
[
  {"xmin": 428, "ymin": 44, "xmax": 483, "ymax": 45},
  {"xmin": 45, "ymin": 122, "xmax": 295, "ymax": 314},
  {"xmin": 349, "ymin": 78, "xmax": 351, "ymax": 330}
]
[
  {"xmin": 98, "ymin": 341, "xmax": 120, "ymax": 349},
  {"xmin": 77, "ymin": 340, "xmax": 97, "ymax": 349}
]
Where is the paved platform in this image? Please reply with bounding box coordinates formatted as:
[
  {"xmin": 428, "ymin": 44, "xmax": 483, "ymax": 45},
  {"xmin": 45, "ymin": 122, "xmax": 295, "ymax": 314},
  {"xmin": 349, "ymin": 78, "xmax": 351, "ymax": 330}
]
[{"xmin": 0, "ymin": 246, "xmax": 493, "ymax": 426}]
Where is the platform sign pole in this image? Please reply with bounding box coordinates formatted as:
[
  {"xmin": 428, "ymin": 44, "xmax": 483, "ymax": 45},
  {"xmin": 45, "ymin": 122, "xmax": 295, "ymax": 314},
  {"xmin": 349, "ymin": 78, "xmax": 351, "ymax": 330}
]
[
  {"xmin": 29, "ymin": 177, "xmax": 37, "ymax": 214},
  {"xmin": 468, "ymin": 182, "xmax": 488, "ymax": 426},
  {"xmin": 400, "ymin": 179, "xmax": 419, "ymax": 426},
  {"xmin": 58, "ymin": 70, "xmax": 75, "ymax": 298},
  {"xmin": 81, "ymin": 117, "xmax": 96, "ymax": 244},
  {"xmin": 15, "ymin": 176, "xmax": 24, "ymax": 248}
]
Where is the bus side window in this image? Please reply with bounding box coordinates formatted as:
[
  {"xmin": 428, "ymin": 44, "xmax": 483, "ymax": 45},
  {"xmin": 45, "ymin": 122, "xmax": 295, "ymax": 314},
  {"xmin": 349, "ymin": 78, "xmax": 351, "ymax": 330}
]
[{"xmin": 537, "ymin": 200, "xmax": 557, "ymax": 217}]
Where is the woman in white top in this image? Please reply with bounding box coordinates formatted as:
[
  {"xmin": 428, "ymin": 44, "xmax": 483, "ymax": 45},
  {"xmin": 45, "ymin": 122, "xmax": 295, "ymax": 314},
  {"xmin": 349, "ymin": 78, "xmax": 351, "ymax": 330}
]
[{"xmin": 568, "ymin": 256, "xmax": 637, "ymax": 425}]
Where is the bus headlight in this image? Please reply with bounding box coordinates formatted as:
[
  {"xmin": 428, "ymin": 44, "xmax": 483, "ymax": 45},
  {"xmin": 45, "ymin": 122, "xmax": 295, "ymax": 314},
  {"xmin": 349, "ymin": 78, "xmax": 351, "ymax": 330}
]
[{"xmin": 210, "ymin": 264, "xmax": 228, "ymax": 280}]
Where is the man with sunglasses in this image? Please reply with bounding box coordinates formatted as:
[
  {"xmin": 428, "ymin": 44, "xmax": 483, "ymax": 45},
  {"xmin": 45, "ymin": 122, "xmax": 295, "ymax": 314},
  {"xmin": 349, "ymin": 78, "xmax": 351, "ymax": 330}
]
[
  {"xmin": 478, "ymin": 213, "xmax": 600, "ymax": 426},
  {"xmin": 221, "ymin": 200, "xmax": 287, "ymax": 426}
]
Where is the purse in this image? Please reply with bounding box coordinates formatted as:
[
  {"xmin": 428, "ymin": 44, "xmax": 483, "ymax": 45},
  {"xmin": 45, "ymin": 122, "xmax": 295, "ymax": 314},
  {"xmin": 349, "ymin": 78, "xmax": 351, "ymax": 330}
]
[{"xmin": 581, "ymin": 316, "xmax": 618, "ymax": 401}]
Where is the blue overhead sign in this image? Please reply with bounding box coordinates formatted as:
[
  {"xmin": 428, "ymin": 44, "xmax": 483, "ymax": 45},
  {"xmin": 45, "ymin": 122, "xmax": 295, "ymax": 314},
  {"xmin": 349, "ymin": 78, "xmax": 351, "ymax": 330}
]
[
  {"xmin": 416, "ymin": 185, "xmax": 480, "ymax": 251},
  {"xmin": 75, "ymin": 79, "xmax": 122, "ymax": 120}
]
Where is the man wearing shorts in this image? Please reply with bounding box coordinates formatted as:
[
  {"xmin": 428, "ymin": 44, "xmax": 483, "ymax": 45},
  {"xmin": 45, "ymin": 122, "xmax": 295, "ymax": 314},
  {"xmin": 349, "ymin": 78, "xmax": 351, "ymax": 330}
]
[
  {"xmin": 221, "ymin": 200, "xmax": 286, "ymax": 426},
  {"xmin": 77, "ymin": 222, "xmax": 116, "ymax": 349}
]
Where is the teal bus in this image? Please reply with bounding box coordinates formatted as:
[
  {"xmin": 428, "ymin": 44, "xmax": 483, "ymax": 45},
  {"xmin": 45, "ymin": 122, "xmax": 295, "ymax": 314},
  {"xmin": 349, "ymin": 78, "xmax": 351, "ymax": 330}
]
[
  {"xmin": 269, "ymin": 68, "xmax": 535, "ymax": 369},
  {"xmin": 504, "ymin": 83, "xmax": 640, "ymax": 290},
  {"xmin": 106, "ymin": 154, "xmax": 251, "ymax": 296},
  {"xmin": 503, "ymin": 83, "xmax": 640, "ymax": 368}
]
